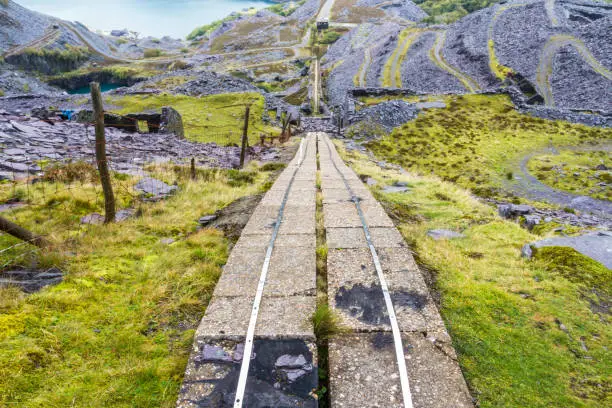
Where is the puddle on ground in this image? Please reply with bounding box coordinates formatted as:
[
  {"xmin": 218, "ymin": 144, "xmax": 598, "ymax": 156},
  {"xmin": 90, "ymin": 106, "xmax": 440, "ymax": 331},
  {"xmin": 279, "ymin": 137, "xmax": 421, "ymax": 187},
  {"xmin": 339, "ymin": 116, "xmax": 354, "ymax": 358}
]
[
  {"xmin": 335, "ymin": 283, "xmax": 429, "ymax": 326},
  {"xmin": 191, "ymin": 339, "xmax": 317, "ymax": 407}
]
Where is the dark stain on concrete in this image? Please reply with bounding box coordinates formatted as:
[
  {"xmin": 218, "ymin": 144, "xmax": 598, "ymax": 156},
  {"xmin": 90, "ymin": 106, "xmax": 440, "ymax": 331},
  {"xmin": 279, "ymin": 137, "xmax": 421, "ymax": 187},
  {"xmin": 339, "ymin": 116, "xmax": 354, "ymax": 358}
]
[
  {"xmin": 188, "ymin": 339, "xmax": 317, "ymax": 407},
  {"xmin": 335, "ymin": 284, "xmax": 430, "ymax": 326},
  {"xmin": 335, "ymin": 283, "xmax": 390, "ymax": 326},
  {"xmin": 392, "ymin": 290, "xmax": 429, "ymax": 311}
]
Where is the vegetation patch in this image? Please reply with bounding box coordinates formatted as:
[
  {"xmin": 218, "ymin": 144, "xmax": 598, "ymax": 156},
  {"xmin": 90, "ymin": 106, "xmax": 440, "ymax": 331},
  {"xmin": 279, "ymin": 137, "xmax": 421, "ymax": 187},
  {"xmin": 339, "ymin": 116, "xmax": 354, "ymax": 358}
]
[
  {"xmin": 109, "ymin": 92, "xmax": 279, "ymax": 144},
  {"xmin": 366, "ymin": 94, "xmax": 612, "ymax": 196},
  {"xmin": 417, "ymin": 0, "xmax": 501, "ymax": 24},
  {"xmin": 488, "ymin": 39, "xmax": 514, "ymax": 81},
  {"xmin": 337, "ymin": 144, "xmax": 611, "ymax": 408},
  {"xmin": 0, "ymin": 162, "xmax": 279, "ymax": 406},
  {"xmin": 527, "ymin": 150, "xmax": 611, "ymax": 201}
]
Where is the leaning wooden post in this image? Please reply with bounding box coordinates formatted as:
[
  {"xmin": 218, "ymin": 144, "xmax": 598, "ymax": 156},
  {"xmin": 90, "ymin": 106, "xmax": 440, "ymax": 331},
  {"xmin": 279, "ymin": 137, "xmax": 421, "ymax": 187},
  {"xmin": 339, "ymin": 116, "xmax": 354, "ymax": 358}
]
[
  {"xmin": 239, "ymin": 105, "xmax": 250, "ymax": 169},
  {"xmin": 190, "ymin": 158, "xmax": 196, "ymax": 180},
  {"xmin": 0, "ymin": 216, "xmax": 47, "ymax": 248},
  {"xmin": 90, "ymin": 82, "xmax": 116, "ymax": 223}
]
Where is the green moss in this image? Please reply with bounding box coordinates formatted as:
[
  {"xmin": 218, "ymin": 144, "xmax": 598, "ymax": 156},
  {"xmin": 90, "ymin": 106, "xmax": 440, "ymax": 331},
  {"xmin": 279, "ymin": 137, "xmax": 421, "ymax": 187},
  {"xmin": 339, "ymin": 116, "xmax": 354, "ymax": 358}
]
[
  {"xmin": 488, "ymin": 39, "xmax": 514, "ymax": 81},
  {"xmin": 109, "ymin": 93, "xmax": 280, "ymax": 145},
  {"xmin": 534, "ymin": 246, "xmax": 611, "ymax": 294},
  {"xmin": 187, "ymin": 13, "xmax": 242, "ymax": 41},
  {"xmin": 366, "ymin": 94, "xmax": 612, "ymax": 197},
  {"xmin": 337, "ymin": 144, "xmax": 612, "ymax": 408}
]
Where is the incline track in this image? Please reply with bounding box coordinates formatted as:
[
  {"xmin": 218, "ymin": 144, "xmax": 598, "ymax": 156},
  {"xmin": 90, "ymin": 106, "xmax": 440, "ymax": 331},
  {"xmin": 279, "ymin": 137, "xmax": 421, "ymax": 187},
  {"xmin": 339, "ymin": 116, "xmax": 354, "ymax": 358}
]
[
  {"xmin": 317, "ymin": 133, "xmax": 473, "ymax": 407},
  {"xmin": 177, "ymin": 135, "xmax": 319, "ymax": 407}
]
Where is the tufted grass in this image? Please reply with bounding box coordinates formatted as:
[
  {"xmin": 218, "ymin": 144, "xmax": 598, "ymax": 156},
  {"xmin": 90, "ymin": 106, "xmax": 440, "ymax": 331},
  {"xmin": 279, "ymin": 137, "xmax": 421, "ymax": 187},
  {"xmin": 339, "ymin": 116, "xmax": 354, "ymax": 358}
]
[
  {"xmin": 337, "ymin": 143, "xmax": 611, "ymax": 408},
  {"xmin": 109, "ymin": 92, "xmax": 280, "ymax": 145},
  {"xmin": 0, "ymin": 162, "xmax": 278, "ymax": 406},
  {"xmin": 527, "ymin": 150, "xmax": 611, "ymax": 201},
  {"xmin": 366, "ymin": 94, "xmax": 612, "ymax": 198}
]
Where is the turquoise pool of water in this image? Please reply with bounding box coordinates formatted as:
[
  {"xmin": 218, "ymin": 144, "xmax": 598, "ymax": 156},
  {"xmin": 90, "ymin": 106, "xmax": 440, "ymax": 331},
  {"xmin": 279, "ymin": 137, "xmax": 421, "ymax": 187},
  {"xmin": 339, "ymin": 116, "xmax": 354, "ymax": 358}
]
[
  {"xmin": 68, "ymin": 83, "xmax": 123, "ymax": 95},
  {"xmin": 18, "ymin": 0, "xmax": 275, "ymax": 39}
]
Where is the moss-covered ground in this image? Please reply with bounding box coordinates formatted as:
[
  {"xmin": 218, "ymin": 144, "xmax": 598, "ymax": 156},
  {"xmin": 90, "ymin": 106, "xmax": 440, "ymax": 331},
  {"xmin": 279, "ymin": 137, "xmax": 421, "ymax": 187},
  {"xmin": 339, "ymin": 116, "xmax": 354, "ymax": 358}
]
[
  {"xmin": 337, "ymin": 143, "xmax": 611, "ymax": 408},
  {"xmin": 0, "ymin": 162, "xmax": 278, "ymax": 406},
  {"xmin": 108, "ymin": 92, "xmax": 279, "ymax": 145},
  {"xmin": 365, "ymin": 94, "xmax": 612, "ymax": 198},
  {"xmin": 527, "ymin": 149, "xmax": 611, "ymax": 201}
]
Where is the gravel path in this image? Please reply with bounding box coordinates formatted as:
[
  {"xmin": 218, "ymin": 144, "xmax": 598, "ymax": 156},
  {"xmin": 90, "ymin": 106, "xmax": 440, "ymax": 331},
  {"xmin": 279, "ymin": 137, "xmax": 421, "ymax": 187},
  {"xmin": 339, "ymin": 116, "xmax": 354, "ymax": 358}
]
[
  {"xmin": 431, "ymin": 31, "xmax": 481, "ymax": 92},
  {"xmin": 536, "ymin": 34, "xmax": 612, "ymax": 106},
  {"xmin": 508, "ymin": 144, "xmax": 612, "ymax": 219}
]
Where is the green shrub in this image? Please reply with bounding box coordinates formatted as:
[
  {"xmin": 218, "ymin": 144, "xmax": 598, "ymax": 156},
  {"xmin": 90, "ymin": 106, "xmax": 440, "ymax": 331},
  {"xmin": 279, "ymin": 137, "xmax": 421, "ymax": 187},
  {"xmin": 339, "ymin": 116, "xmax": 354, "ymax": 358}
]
[{"xmin": 143, "ymin": 48, "xmax": 162, "ymax": 58}]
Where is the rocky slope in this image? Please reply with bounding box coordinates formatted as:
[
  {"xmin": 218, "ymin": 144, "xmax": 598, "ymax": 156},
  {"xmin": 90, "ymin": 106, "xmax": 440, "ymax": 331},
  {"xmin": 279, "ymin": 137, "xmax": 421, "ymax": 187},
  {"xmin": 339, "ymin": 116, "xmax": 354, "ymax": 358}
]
[{"xmin": 324, "ymin": 0, "xmax": 611, "ymax": 112}]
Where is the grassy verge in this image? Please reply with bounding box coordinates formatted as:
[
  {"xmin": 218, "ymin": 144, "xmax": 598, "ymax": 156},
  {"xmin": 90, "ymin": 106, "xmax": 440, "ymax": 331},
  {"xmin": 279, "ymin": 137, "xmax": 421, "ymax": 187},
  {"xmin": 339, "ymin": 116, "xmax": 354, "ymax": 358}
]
[
  {"xmin": 366, "ymin": 94, "xmax": 612, "ymax": 198},
  {"xmin": 0, "ymin": 163, "xmax": 278, "ymax": 406},
  {"xmin": 108, "ymin": 92, "xmax": 280, "ymax": 144},
  {"xmin": 337, "ymin": 143, "xmax": 611, "ymax": 408},
  {"xmin": 527, "ymin": 149, "xmax": 611, "ymax": 201}
]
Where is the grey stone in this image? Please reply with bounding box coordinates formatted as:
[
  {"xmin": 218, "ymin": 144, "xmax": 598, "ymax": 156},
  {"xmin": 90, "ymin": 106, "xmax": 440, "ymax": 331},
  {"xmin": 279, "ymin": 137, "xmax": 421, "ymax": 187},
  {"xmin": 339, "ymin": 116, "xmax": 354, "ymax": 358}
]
[
  {"xmin": 382, "ymin": 185, "xmax": 410, "ymax": 193},
  {"xmin": 198, "ymin": 215, "xmax": 218, "ymax": 225},
  {"xmin": 498, "ymin": 204, "xmax": 533, "ymax": 218},
  {"xmin": 531, "ymin": 232, "xmax": 612, "ymax": 269},
  {"xmin": 135, "ymin": 178, "xmax": 178, "ymax": 199},
  {"xmin": 160, "ymin": 238, "xmax": 175, "ymax": 245},
  {"xmin": 80, "ymin": 213, "xmax": 104, "ymax": 225},
  {"xmin": 521, "ymin": 244, "xmax": 534, "ymax": 259},
  {"xmin": 427, "ymin": 229, "xmax": 465, "ymax": 240},
  {"xmin": 523, "ymin": 215, "xmax": 541, "ymax": 231}
]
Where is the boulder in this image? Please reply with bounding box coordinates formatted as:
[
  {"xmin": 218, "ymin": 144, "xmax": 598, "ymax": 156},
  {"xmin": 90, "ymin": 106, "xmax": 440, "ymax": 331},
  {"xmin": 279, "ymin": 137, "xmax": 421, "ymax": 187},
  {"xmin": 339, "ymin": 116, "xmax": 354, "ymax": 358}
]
[
  {"xmin": 427, "ymin": 229, "xmax": 465, "ymax": 240},
  {"xmin": 498, "ymin": 204, "xmax": 533, "ymax": 219}
]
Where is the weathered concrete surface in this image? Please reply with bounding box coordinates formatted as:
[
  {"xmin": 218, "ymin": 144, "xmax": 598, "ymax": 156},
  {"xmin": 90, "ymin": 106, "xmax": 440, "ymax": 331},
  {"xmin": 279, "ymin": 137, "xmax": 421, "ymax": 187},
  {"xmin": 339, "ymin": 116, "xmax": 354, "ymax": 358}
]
[
  {"xmin": 177, "ymin": 135, "xmax": 318, "ymax": 407},
  {"xmin": 318, "ymin": 132, "xmax": 472, "ymax": 408}
]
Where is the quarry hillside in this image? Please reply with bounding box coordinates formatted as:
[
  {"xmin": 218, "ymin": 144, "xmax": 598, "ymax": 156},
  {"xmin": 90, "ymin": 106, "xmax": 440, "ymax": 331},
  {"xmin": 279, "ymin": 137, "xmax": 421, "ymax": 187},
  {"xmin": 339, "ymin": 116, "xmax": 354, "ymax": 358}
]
[{"xmin": 0, "ymin": 0, "xmax": 610, "ymax": 407}]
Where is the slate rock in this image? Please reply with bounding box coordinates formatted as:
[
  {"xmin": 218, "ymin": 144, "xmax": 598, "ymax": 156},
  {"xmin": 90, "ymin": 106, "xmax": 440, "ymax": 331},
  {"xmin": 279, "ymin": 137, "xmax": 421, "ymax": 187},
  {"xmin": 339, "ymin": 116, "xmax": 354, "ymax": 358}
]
[
  {"xmin": 198, "ymin": 214, "xmax": 218, "ymax": 225},
  {"xmin": 498, "ymin": 204, "xmax": 533, "ymax": 218},
  {"xmin": 530, "ymin": 232, "xmax": 612, "ymax": 269},
  {"xmin": 135, "ymin": 178, "xmax": 178, "ymax": 199},
  {"xmin": 427, "ymin": 229, "xmax": 465, "ymax": 240},
  {"xmin": 81, "ymin": 213, "xmax": 104, "ymax": 225}
]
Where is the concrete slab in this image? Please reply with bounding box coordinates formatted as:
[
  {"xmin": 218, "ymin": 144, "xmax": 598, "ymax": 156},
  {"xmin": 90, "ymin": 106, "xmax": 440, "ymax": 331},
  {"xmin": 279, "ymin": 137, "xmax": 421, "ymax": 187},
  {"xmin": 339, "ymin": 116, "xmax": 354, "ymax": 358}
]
[
  {"xmin": 370, "ymin": 227, "xmax": 408, "ymax": 248},
  {"xmin": 327, "ymin": 227, "xmax": 367, "ymax": 249},
  {"xmin": 327, "ymin": 248, "xmax": 377, "ymax": 288},
  {"xmin": 323, "ymin": 202, "xmax": 362, "ymax": 228},
  {"xmin": 360, "ymin": 202, "xmax": 395, "ymax": 227},
  {"xmin": 328, "ymin": 333, "xmax": 473, "ymax": 408},
  {"xmin": 179, "ymin": 338, "xmax": 318, "ymax": 408},
  {"xmin": 232, "ymin": 233, "xmax": 316, "ymax": 252},
  {"xmin": 196, "ymin": 295, "xmax": 316, "ymax": 340},
  {"xmin": 328, "ymin": 275, "xmax": 445, "ymax": 333},
  {"xmin": 214, "ymin": 246, "xmax": 316, "ymax": 298},
  {"xmin": 279, "ymin": 206, "xmax": 316, "ymax": 235}
]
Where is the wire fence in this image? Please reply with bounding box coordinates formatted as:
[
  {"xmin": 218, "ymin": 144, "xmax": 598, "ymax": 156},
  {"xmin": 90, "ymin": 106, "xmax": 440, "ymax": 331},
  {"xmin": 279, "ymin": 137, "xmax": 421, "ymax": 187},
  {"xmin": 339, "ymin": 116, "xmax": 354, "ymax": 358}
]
[{"xmin": 0, "ymin": 111, "xmax": 256, "ymax": 273}]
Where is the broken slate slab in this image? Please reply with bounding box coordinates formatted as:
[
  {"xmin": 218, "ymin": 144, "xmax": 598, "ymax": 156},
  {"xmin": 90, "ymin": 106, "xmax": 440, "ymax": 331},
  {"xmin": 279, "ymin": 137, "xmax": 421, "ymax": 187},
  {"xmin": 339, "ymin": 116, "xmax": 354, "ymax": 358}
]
[
  {"xmin": 382, "ymin": 181, "xmax": 410, "ymax": 194},
  {"xmin": 427, "ymin": 229, "xmax": 465, "ymax": 240},
  {"xmin": 0, "ymin": 268, "xmax": 63, "ymax": 293},
  {"xmin": 198, "ymin": 214, "xmax": 218, "ymax": 225},
  {"xmin": 135, "ymin": 178, "xmax": 178, "ymax": 200}
]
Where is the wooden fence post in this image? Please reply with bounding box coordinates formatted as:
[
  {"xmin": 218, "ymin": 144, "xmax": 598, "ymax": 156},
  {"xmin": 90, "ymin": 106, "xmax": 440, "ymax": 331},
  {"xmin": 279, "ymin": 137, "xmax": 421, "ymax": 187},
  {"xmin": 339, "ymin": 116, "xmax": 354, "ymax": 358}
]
[
  {"xmin": 90, "ymin": 82, "xmax": 116, "ymax": 224},
  {"xmin": 190, "ymin": 158, "xmax": 196, "ymax": 180},
  {"xmin": 0, "ymin": 216, "xmax": 47, "ymax": 248},
  {"xmin": 240, "ymin": 105, "xmax": 250, "ymax": 169}
]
